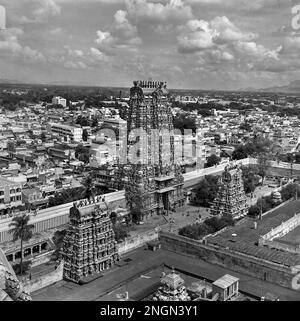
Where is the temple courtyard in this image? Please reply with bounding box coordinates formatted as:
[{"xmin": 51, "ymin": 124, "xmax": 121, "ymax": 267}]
[
  {"xmin": 127, "ymin": 204, "xmax": 212, "ymax": 237},
  {"xmin": 32, "ymin": 247, "xmax": 300, "ymax": 301}
]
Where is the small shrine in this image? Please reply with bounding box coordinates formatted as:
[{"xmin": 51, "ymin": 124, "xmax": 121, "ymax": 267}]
[
  {"xmin": 272, "ymin": 191, "xmax": 282, "ymax": 205},
  {"xmin": 152, "ymin": 268, "xmax": 190, "ymax": 301}
]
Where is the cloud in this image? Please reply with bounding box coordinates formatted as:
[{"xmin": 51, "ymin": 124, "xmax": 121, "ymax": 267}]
[
  {"xmin": 0, "ymin": 28, "xmax": 45, "ymax": 62},
  {"xmin": 90, "ymin": 47, "xmax": 109, "ymax": 61},
  {"xmin": 64, "ymin": 46, "xmax": 84, "ymax": 58},
  {"xmin": 177, "ymin": 20, "xmax": 215, "ymax": 53},
  {"xmin": 234, "ymin": 41, "xmax": 280, "ymax": 60},
  {"xmin": 125, "ymin": 0, "xmax": 193, "ymax": 25},
  {"xmin": 4, "ymin": 0, "xmax": 61, "ymax": 24},
  {"xmin": 64, "ymin": 60, "xmax": 87, "ymax": 69},
  {"xmin": 95, "ymin": 7, "xmax": 141, "ymax": 54},
  {"xmin": 49, "ymin": 27, "xmax": 63, "ymax": 35},
  {"xmin": 280, "ymin": 36, "xmax": 300, "ymax": 54},
  {"xmin": 178, "ymin": 16, "xmax": 257, "ymax": 53}
]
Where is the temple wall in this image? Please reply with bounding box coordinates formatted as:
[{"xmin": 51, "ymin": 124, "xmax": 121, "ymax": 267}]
[
  {"xmin": 259, "ymin": 213, "xmax": 300, "ymax": 242},
  {"xmin": 159, "ymin": 232, "xmax": 296, "ymax": 290},
  {"xmin": 23, "ymin": 261, "xmax": 64, "ymax": 294},
  {"xmin": 258, "ymin": 213, "xmax": 300, "ymax": 254},
  {"xmin": 0, "ymin": 195, "xmax": 126, "ymax": 244},
  {"xmin": 118, "ymin": 230, "xmax": 158, "ymax": 255},
  {"xmin": 260, "ymin": 239, "xmax": 300, "ymax": 254},
  {"xmin": 30, "ymin": 251, "xmax": 54, "ymax": 268}
]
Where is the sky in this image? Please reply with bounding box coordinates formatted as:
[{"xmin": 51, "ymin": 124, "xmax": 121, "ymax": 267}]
[{"xmin": 0, "ymin": 0, "xmax": 298, "ymax": 90}]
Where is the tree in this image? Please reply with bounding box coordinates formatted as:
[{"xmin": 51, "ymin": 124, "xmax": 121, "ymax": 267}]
[
  {"xmin": 82, "ymin": 129, "xmax": 88, "ymax": 142},
  {"xmin": 242, "ymin": 166, "xmax": 260, "ymax": 194},
  {"xmin": 76, "ymin": 115, "xmax": 90, "ymax": 127},
  {"xmin": 239, "ymin": 122, "xmax": 252, "ymax": 131},
  {"xmin": 173, "ymin": 114, "xmax": 197, "ymax": 133},
  {"xmin": 9, "ymin": 214, "xmax": 34, "ymax": 275},
  {"xmin": 191, "ymin": 175, "xmax": 219, "ymax": 207},
  {"xmin": 206, "ymin": 154, "xmax": 220, "ymax": 168},
  {"xmin": 257, "ymin": 154, "xmax": 271, "ymax": 185},
  {"xmin": 232, "ymin": 137, "xmax": 273, "ymax": 160},
  {"xmin": 75, "ymin": 144, "xmax": 90, "ymax": 164},
  {"xmin": 52, "ymin": 229, "xmax": 67, "ymax": 260},
  {"xmin": 110, "ymin": 211, "xmax": 118, "ymax": 225},
  {"xmin": 91, "ymin": 117, "xmax": 99, "ymax": 128},
  {"xmin": 248, "ymin": 205, "xmax": 260, "ymax": 217},
  {"xmin": 113, "ymin": 225, "xmax": 128, "ymax": 243},
  {"xmin": 178, "ymin": 215, "xmax": 234, "ymax": 240},
  {"xmin": 281, "ymin": 184, "xmax": 299, "ymax": 202},
  {"xmin": 232, "ymin": 146, "xmax": 248, "ymax": 160},
  {"xmin": 82, "ymin": 174, "xmax": 96, "ymax": 200},
  {"xmin": 7, "ymin": 140, "xmax": 15, "ymax": 153},
  {"xmin": 41, "ymin": 132, "xmax": 46, "ymax": 142}
]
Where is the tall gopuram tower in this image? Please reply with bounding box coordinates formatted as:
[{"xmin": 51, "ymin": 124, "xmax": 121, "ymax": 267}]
[
  {"xmin": 210, "ymin": 164, "xmax": 249, "ymax": 220},
  {"xmin": 62, "ymin": 199, "xmax": 119, "ymax": 283},
  {"xmin": 123, "ymin": 80, "xmax": 185, "ymax": 222}
]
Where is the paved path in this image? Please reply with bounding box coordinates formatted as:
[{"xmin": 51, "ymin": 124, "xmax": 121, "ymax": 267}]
[{"xmin": 32, "ymin": 247, "xmax": 300, "ymax": 301}]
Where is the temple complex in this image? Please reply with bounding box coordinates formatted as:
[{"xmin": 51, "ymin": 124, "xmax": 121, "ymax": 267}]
[
  {"xmin": 123, "ymin": 80, "xmax": 185, "ymax": 222},
  {"xmin": 0, "ymin": 246, "xmax": 31, "ymax": 301},
  {"xmin": 153, "ymin": 268, "xmax": 190, "ymax": 301},
  {"xmin": 61, "ymin": 199, "xmax": 119, "ymax": 283},
  {"xmin": 210, "ymin": 164, "xmax": 249, "ymax": 219}
]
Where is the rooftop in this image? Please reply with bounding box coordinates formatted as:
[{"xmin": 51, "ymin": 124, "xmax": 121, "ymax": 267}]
[
  {"xmin": 0, "ymin": 176, "xmax": 20, "ymax": 188},
  {"xmin": 207, "ymin": 200, "xmax": 300, "ymax": 267},
  {"xmin": 161, "ymin": 269, "xmax": 184, "ymax": 290},
  {"xmin": 213, "ymin": 274, "xmax": 239, "ymax": 289}
]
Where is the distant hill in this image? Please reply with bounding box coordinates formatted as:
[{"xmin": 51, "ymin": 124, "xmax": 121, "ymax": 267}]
[{"xmin": 241, "ymin": 81, "xmax": 300, "ymax": 94}]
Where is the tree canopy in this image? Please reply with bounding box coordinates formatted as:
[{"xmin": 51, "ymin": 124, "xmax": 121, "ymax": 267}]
[{"xmin": 190, "ymin": 175, "xmax": 220, "ymax": 207}]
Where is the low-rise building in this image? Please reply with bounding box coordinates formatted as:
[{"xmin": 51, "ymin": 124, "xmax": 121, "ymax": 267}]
[
  {"xmin": 0, "ymin": 177, "xmax": 23, "ymax": 217},
  {"xmin": 52, "ymin": 96, "xmax": 67, "ymax": 108},
  {"xmin": 48, "ymin": 123, "xmax": 83, "ymax": 143}
]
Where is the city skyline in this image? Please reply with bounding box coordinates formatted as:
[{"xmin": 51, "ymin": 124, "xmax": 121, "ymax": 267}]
[{"xmin": 0, "ymin": 0, "xmax": 298, "ymax": 90}]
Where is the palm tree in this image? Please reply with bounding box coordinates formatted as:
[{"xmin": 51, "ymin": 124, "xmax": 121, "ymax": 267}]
[
  {"xmin": 82, "ymin": 173, "xmax": 96, "ymax": 200},
  {"xmin": 9, "ymin": 214, "xmax": 34, "ymax": 276}
]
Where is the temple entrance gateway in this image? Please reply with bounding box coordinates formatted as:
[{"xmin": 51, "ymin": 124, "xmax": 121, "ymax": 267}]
[
  {"xmin": 124, "ymin": 81, "xmax": 185, "ymax": 222},
  {"xmin": 162, "ymin": 192, "xmax": 169, "ymax": 211}
]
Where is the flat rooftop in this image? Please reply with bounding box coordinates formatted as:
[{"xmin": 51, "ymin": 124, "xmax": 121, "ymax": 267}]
[
  {"xmin": 276, "ymin": 225, "xmax": 300, "ymax": 246},
  {"xmin": 206, "ymin": 200, "xmax": 300, "ymax": 267}
]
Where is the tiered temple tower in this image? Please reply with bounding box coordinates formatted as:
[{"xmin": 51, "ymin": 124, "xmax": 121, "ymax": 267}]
[
  {"xmin": 123, "ymin": 80, "xmax": 185, "ymax": 222},
  {"xmin": 210, "ymin": 164, "xmax": 249, "ymax": 219},
  {"xmin": 62, "ymin": 200, "xmax": 119, "ymax": 283},
  {"xmin": 153, "ymin": 268, "xmax": 190, "ymax": 301}
]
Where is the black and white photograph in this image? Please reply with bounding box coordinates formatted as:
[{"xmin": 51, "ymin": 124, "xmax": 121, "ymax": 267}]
[{"xmin": 0, "ymin": 0, "xmax": 300, "ymax": 312}]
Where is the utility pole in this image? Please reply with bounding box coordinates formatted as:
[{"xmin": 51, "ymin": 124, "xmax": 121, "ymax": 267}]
[{"xmin": 259, "ymin": 202, "xmax": 263, "ymax": 220}]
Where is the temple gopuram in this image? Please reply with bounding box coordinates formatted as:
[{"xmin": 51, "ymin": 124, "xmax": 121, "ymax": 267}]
[
  {"xmin": 123, "ymin": 80, "xmax": 185, "ymax": 222},
  {"xmin": 62, "ymin": 198, "xmax": 119, "ymax": 283},
  {"xmin": 0, "ymin": 246, "xmax": 31, "ymax": 301},
  {"xmin": 153, "ymin": 268, "xmax": 190, "ymax": 301},
  {"xmin": 210, "ymin": 164, "xmax": 249, "ymax": 219}
]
